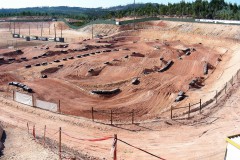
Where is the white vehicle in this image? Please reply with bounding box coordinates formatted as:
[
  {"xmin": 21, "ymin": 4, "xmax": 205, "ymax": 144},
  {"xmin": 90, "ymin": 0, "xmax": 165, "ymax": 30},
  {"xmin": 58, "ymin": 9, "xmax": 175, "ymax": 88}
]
[{"xmin": 48, "ymin": 37, "xmax": 55, "ymax": 41}]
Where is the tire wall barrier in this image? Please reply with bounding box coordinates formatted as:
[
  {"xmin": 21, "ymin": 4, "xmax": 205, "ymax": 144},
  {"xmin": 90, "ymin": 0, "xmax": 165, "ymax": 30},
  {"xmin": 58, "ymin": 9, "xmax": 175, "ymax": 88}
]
[{"xmin": 0, "ymin": 125, "xmax": 3, "ymax": 151}]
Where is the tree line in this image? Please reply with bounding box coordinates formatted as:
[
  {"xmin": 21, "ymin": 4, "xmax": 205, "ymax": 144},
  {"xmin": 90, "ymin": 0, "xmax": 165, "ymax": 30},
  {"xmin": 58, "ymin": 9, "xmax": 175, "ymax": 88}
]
[
  {"xmin": 0, "ymin": 0, "xmax": 239, "ymax": 21},
  {"xmin": 105, "ymin": 0, "xmax": 240, "ymax": 20}
]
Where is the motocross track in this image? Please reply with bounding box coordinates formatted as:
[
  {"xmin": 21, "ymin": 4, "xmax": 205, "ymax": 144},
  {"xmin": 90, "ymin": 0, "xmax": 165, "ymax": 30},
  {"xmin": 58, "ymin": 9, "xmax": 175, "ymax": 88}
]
[
  {"xmin": 0, "ymin": 20, "xmax": 240, "ymax": 159},
  {"xmin": 0, "ymin": 79, "xmax": 240, "ymax": 159}
]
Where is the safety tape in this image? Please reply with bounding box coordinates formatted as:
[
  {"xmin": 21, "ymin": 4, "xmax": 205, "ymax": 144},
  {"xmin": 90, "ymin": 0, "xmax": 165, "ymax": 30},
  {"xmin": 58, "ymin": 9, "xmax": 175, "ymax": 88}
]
[
  {"xmin": 62, "ymin": 131, "xmax": 113, "ymax": 142},
  {"xmin": 118, "ymin": 139, "xmax": 166, "ymax": 160},
  {"xmin": 46, "ymin": 130, "xmax": 59, "ymax": 136}
]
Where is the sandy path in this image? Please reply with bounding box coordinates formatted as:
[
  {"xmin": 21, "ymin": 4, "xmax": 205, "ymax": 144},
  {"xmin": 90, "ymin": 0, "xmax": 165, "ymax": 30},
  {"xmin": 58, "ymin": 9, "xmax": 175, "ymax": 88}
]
[{"xmin": 0, "ymin": 123, "xmax": 58, "ymax": 160}]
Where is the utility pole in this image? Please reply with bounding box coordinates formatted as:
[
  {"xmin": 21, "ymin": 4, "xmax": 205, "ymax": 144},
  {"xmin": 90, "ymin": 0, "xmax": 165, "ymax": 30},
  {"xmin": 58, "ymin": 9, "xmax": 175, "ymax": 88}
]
[
  {"xmin": 13, "ymin": 22, "xmax": 15, "ymax": 34},
  {"xmin": 92, "ymin": 24, "xmax": 93, "ymax": 39},
  {"xmin": 18, "ymin": 23, "xmax": 20, "ymax": 35},
  {"xmin": 181, "ymin": 0, "xmax": 184, "ymax": 19},
  {"xmin": 59, "ymin": 127, "xmax": 62, "ymax": 160},
  {"xmin": 133, "ymin": 0, "xmax": 136, "ymax": 30},
  {"xmin": 61, "ymin": 24, "xmax": 62, "ymax": 38},
  {"xmin": 41, "ymin": 22, "xmax": 43, "ymax": 37},
  {"xmin": 49, "ymin": 22, "xmax": 50, "ymax": 35},
  {"xmin": 54, "ymin": 24, "xmax": 56, "ymax": 40},
  {"xmin": 29, "ymin": 24, "xmax": 30, "ymax": 36},
  {"xmin": 9, "ymin": 22, "xmax": 11, "ymax": 32}
]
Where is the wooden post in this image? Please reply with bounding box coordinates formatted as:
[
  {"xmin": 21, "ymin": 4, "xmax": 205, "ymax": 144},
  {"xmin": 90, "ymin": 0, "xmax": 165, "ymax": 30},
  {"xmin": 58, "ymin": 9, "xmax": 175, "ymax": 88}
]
[
  {"xmin": 27, "ymin": 122, "xmax": 29, "ymax": 134},
  {"xmin": 199, "ymin": 99, "xmax": 202, "ymax": 113},
  {"xmin": 111, "ymin": 110, "xmax": 113, "ymax": 125},
  {"xmin": 132, "ymin": 109, "xmax": 134, "ymax": 124},
  {"xmin": 61, "ymin": 25, "xmax": 62, "ymax": 38},
  {"xmin": 18, "ymin": 23, "xmax": 20, "ymax": 35},
  {"xmin": 92, "ymin": 107, "xmax": 94, "ymax": 122},
  {"xmin": 54, "ymin": 24, "xmax": 56, "ymax": 40},
  {"xmin": 32, "ymin": 94, "xmax": 34, "ymax": 107},
  {"xmin": 58, "ymin": 100, "xmax": 61, "ymax": 113},
  {"xmin": 43, "ymin": 125, "xmax": 46, "ymax": 147},
  {"xmin": 225, "ymin": 82, "xmax": 227, "ymax": 94},
  {"xmin": 13, "ymin": 22, "xmax": 15, "ymax": 34},
  {"xmin": 232, "ymin": 76, "xmax": 234, "ymax": 86},
  {"xmin": 113, "ymin": 134, "xmax": 117, "ymax": 160},
  {"xmin": 59, "ymin": 127, "xmax": 62, "ymax": 160},
  {"xmin": 13, "ymin": 90, "xmax": 15, "ymax": 101},
  {"xmin": 41, "ymin": 22, "xmax": 43, "ymax": 37},
  {"xmin": 49, "ymin": 22, "xmax": 50, "ymax": 35},
  {"xmin": 171, "ymin": 105, "xmax": 173, "ymax": 119},
  {"xmin": 33, "ymin": 125, "xmax": 36, "ymax": 140},
  {"xmin": 215, "ymin": 90, "xmax": 218, "ymax": 103},
  {"xmin": 188, "ymin": 103, "xmax": 190, "ymax": 119},
  {"xmin": 29, "ymin": 24, "xmax": 30, "ymax": 36},
  {"xmin": 92, "ymin": 24, "xmax": 94, "ymax": 39}
]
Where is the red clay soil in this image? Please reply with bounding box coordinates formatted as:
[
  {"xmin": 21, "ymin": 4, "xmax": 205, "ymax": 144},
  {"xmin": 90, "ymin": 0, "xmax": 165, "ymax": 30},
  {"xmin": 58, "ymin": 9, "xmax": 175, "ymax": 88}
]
[{"xmin": 0, "ymin": 20, "xmax": 239, "ymax": 122}]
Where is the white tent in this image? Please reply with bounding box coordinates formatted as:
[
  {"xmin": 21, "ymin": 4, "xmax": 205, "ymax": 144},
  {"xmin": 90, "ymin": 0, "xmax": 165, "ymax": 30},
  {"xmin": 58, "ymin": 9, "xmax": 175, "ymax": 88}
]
[{"xmin": 225, "ymin": 134, "xmax": 240, "ymax": 160}]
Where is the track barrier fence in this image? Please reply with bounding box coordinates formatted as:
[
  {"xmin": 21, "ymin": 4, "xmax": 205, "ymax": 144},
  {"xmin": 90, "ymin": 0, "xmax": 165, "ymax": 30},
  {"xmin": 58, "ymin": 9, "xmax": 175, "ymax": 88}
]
[
  {"xmin": 91, "ymin": 107, "xmax": 135, "ymax": 125},
  {"xmin": 25, "ymin": 121, "xmax": 164, "ymax": 160},
  {"xmin": 11, "ymin": 67, "xmax": 240, "ymax": 123},
  {"xmin": 171, "ymin": 68, "xmax": 240, "ymax": 119},
  {"xmin": 12, "ymin": 92, "xmax": 136, "ymax": 124},
  {"xmin": 13, "ymin": 91, "xmax": 59, "ymax": 113}
]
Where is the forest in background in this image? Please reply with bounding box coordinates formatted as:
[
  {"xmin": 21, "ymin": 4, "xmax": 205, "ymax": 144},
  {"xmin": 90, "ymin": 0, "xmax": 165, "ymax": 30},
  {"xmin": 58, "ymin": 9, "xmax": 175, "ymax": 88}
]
[{"xmin": 0, "ymin": 0, "xmax": 239, "ymax": 25}]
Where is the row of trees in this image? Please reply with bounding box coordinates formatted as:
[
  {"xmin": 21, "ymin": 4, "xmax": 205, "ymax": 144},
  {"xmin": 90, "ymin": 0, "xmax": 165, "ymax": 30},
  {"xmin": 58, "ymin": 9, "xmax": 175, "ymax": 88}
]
[
  {"xmin": 0, "ymin": 0, "xmax": 240, "ymax": 21},
  {"xmin": 104, "ymin": 0, "xmax": 240, "ymax": 20}
]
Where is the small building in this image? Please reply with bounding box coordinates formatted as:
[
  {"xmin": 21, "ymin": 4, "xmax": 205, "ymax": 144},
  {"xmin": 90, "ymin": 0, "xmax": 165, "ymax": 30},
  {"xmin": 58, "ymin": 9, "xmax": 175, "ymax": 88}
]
[{"xmin": 225, "ymin": 134, "xmax": 240, "ymax": 160}]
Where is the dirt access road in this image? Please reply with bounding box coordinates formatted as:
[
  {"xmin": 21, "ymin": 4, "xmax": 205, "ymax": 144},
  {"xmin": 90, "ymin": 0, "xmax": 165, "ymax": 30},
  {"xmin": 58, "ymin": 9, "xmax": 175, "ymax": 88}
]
[
  {"xmin": 0, "ymin": 122, "xmax": 58, "ymax": 160},
  {"xmin": 1, "ymin": 80, "xmax": 240, "ymax": 160}
]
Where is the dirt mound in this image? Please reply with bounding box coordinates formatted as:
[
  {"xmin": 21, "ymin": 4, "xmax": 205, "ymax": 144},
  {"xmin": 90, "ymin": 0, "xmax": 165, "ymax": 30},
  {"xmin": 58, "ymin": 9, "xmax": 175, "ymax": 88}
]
[
  {"xmin": 78, "ymin": 24, "xmax": 119, "ymax": 36},
  {"xmin": 50, "ymin": 21, "xmax": 69, "ymax": 30},
  {"xmin": 41, "ymin": 67, "xmax": 60, "ymax": 75},
  {"xmin": 0, "ymin": 73, "xmax": 19, "ymax": 85},
  {"xmin": 1, "ymin": 50, "xmax": 23, "ymax": 57}
]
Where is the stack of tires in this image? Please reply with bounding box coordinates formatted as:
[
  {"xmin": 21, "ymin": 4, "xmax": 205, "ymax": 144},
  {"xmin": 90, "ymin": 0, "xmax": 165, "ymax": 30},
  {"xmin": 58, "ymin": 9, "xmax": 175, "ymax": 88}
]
[{"xmin": 0, "ymin": 125, "xmax": 4, "ymax": 152}]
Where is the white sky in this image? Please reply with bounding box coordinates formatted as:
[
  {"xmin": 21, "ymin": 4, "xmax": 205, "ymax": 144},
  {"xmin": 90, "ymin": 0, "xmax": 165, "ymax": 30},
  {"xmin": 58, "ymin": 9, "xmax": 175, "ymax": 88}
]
[{"xmin": 0, "ymin": 0, "xmax": 239, "ymax": 9}]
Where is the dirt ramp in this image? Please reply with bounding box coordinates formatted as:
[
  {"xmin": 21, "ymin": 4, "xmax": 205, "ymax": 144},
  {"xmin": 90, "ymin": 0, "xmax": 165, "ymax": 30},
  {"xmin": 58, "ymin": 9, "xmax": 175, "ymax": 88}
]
[
  {"xmin": 51, "ymin": 21, "xmax": 69, "ymax": 30},
  {"xmin": 78, "ymin": 24, "xmax": 119, "ymax": 36},
  {"xmin": 0, "ymin": 73, "xmax": 19, "ymax": 85}
]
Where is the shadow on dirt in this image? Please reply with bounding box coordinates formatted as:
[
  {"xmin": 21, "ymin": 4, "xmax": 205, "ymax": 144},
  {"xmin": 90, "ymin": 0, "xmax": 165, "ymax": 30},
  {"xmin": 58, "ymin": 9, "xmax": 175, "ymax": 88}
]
[{"xmin": 0, "ymin": 131, "xmax": 6, "ymax": 157}]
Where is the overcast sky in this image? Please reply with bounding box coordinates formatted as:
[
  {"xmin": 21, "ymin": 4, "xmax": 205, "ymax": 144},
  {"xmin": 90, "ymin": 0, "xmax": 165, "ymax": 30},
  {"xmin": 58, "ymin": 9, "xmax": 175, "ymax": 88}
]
[{"xmin": 0, "ymin": 0, "xmax": 239, "ymax": 9}]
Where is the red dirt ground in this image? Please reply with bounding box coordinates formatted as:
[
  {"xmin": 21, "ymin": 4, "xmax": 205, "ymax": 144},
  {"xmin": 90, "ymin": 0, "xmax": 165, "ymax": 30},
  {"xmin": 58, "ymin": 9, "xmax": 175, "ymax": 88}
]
[
  {"xmin": 0, "ymin": 20, "xmax": 240, "ymax": 122},
  {"xmin": 1, "ymin": 20, "xmax": 240, "ymax": 160}
]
